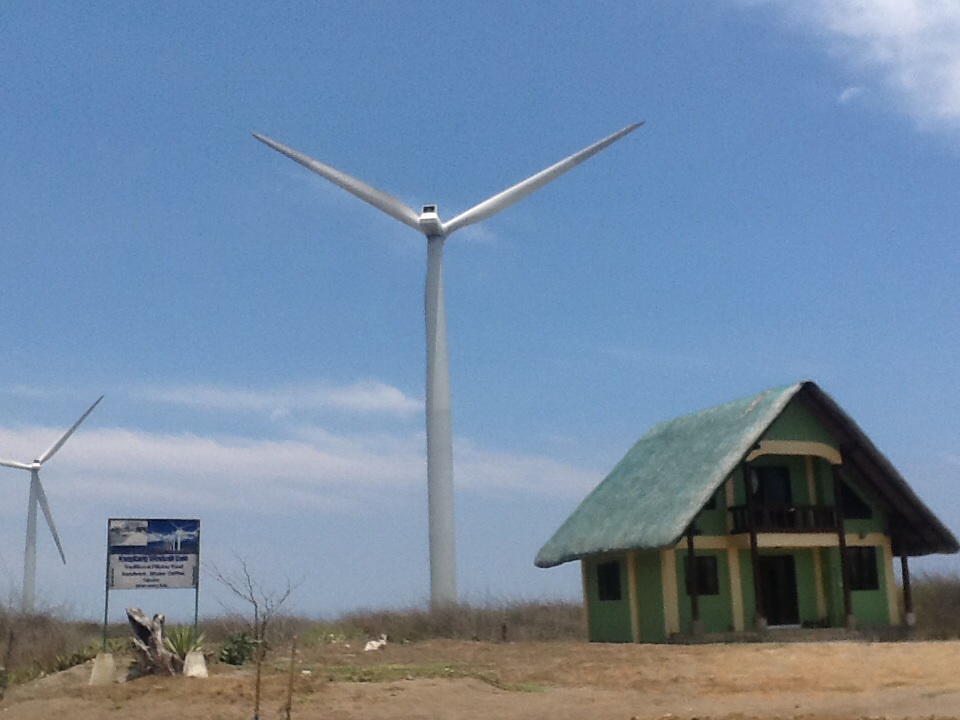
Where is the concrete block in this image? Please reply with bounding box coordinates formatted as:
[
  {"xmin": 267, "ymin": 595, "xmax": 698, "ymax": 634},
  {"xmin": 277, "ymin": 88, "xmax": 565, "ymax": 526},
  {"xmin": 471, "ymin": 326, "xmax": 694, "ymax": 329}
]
[
  {"xmin": 89, "ymin": 652, "xmax": 116, "ymax": 686},
  {"xmin": 183, "ymin": 650, "xmax": 208, "ymax": 678}
]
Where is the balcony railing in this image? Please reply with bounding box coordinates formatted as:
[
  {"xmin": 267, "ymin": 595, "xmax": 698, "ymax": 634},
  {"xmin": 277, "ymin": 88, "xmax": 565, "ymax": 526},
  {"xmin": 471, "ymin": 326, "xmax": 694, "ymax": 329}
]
[{"xmin": 729, "ymin": 504, "xmax": 838, "ymax": 534}]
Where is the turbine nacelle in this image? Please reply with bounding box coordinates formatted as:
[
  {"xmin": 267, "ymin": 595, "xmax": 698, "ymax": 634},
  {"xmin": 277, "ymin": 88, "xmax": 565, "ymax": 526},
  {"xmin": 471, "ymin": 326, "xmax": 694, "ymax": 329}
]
[{"xmin": 418, "ymin": 205, "xmax": 444, "ymax": 237}]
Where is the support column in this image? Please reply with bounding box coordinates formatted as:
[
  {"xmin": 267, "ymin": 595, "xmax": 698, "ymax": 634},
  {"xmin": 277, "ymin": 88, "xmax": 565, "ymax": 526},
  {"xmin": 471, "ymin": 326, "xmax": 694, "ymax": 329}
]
[
  {"xmin": 743, "ymin": 463, "xmax": 766, "ymax": 631},
  {"xmin": 901, "ymin": 554, "xmax": 915, "ymax": 628},
  {"xmin": 627, "ymin": 552, "xmax": 641, "ymax": 643},
  {"xmin": 686, "ymin": 525, "xmax": 702, "ymax": 636},
  {"xmin": 832, "ymin": 466, "xmax": 856, "ymax": 629}
]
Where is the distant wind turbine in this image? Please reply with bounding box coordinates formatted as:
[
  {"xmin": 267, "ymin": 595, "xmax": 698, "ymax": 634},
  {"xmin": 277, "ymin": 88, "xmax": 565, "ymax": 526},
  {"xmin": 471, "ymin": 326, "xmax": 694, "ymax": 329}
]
[
  {"xmin": 254, "ymin": 123, "xmax": 642, "ymax": 606},
  {"xmin": 0, "ymin": 396, "xmax": 103, "ymax": 612}
]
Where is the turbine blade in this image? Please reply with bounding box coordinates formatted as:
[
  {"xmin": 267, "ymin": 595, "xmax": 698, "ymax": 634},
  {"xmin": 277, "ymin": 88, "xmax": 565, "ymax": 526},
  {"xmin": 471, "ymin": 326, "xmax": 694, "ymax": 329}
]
[
  {"xmin": 443, "ymin": 122, "xmax": 643, "ymax": 237},
  {"xmin": 34, "ymin": 474, "xmax": 66, "ymax": 564},
  {"xmin": 252, "ymin": 132, "xmax": 423, "ymax": 233},
  {"xmin": 37, "ymin": 395, "xmax": 103, "ymax": 465},
  {"xmin": 0, "ymin": 458, "xmax": 34, "ymax": 471}
]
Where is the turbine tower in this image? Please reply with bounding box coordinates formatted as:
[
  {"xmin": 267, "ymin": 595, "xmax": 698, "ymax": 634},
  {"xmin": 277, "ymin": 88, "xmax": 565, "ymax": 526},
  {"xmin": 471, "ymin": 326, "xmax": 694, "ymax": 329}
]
[
  {"xmin": 0, "ymin": 396, "xmax": 103, "ymax": 611},
  {"xmin": 254, "ymin": 123, "xmax": 641, "ymax": 606}
]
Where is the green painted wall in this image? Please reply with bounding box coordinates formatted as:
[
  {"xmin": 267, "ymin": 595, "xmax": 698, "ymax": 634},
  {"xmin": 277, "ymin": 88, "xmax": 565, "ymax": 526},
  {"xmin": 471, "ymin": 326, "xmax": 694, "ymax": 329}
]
[
  {"xmin": 676, "ymin": 549, "xmax": 733, "ymax": 633},
  {"xmin": 852, "ymin": 549, "xmax": 891, "ymax": 626},
  {"xmin": 585, "ymin": 557, "xmax": 633, "ymax": 642},
  {"xmin": 819, "ymin": 545, "xmax": 891, "ymax": 627},
  {"xmin": 635, "ymin": 551, "xmax": 666, "ymax": 642},
  {"xmin": 694, "ymin": 486, "xmax": 728, "ymax": 535},
  {"xmin": 763, "ymin": 402, "xmax": 838, "ymax": 447}
]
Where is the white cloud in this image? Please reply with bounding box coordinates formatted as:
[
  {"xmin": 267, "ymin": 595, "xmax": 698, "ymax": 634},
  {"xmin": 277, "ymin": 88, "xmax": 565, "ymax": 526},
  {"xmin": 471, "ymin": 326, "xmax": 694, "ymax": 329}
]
[
  {"xmin": 0, "ymin": 423, "xmax": 599, "ymax": 521},
  {"xmin": 838, "ymin": 85, "xmax": 864, "ymax": 104},
  {"xmin": 455, "ymin": 439, "xmax": 600, "ymax": 498},
  {"xmin": 139, "ymin": 380, "xmax": 422, "ymax": 417},
  {"xmin": 776, "ymin": 0, "xmax": 960, "ymax": 129}
]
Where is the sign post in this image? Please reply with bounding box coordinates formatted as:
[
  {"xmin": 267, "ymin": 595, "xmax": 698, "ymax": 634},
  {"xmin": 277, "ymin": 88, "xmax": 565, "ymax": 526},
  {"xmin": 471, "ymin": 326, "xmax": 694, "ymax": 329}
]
[{"xmin": 102, "ymin": 518, "xmax": 201, "ymax": 649}]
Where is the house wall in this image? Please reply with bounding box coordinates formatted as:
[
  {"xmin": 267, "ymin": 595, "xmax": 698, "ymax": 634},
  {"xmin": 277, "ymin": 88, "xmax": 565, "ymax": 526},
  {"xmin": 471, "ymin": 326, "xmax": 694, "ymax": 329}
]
[
  {"xmin": 582, "ymin": 406, "xmax": 898, "ymax": 641},
  {"xmin": 584, "ymin": 556, "xmax": 633, "ymax": 642},
  {"xmin": 763, "ymin": 402, "xmax": 838, "ymax": 448},
  {"xmin": 636, "ymin": 551, "xmax": 667, "ymax": 642},
  {"xmin": 676, "ymin": 548, "xmax": 733, "ymax": 633}
]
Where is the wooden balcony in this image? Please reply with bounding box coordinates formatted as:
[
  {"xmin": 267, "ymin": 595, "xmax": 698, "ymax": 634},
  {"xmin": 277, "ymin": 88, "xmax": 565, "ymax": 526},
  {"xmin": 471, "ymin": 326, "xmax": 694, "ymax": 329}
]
[{"xmin": 729, "ymin": 504, "xmax": 838, "ymax": 534}]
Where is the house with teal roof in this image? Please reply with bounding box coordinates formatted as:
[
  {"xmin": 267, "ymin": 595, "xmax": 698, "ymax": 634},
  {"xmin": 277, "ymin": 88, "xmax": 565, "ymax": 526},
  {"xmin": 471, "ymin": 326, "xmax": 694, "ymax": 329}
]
[{"xmin": 536, "ymin": 381, "xmax": 958, "ymax": 642}]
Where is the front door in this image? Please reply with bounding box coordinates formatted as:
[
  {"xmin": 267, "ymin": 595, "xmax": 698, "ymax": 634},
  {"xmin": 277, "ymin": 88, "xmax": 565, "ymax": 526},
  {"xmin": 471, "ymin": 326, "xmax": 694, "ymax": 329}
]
[{"xmin": 758, "ymin": 555, "xmax": 800, "ymax": 627}]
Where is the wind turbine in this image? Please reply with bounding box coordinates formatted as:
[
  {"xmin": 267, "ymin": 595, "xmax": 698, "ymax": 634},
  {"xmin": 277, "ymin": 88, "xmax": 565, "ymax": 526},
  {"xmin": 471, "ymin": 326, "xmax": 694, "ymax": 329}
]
[
  {"xmin": 254, "ymin": 123, "xmax": 642, "ymax": 606},
  {"xmin": 0, "ymin": 396, "xmax": 103, "ymax": 611}
]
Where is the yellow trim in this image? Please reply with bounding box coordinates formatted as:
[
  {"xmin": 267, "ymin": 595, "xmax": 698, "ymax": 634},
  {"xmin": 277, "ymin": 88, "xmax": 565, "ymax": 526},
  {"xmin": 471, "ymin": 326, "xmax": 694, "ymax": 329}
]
[
  {"xmin": 846, "ymin": 532, "xmax": 889, "ymax": 547},
  {"xmin": 674, "ymin": 535, "xmax": 731, "ymax": 551},
  {"xmin": 627, "ymin": 551, "xmax": 640, "ymax": 643},
  {"xmin": 812, "ymin": 548, "xmax": 827, "ymax": 618},
  {"xmin": 673, "ymin": 531, "xmax": 890, "ymax": 551},
  {"xmin": 660, "ymin": 547, "xmax": 680, "ymax": 635},
  {"xmin": 881, "ymin": 538, "xmax": 899, "ymax": 625},
  {"xmin": 581, "ymin": 560, "xmax": 589, "ymax": 638},
  {"xmin": 727, "ymin": 547, "xmax": 744, "ymax": 632},
  {"xmin": 805, "ymin": 456, "xmax": 816, "ymax": 503},
  {"xmin": 747, "ymin": 440, "xmax": 841, "ymax": 466},
  {"xmin": 757, "ymin": 533, "xmax": 838, "ymax": 548}
]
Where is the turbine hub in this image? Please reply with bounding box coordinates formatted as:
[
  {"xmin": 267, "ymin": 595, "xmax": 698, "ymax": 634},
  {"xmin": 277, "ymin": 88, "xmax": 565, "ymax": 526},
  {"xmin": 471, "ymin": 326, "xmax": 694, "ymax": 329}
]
[{"xmin": 418, "ymin": 205, "xmax": 444, "ymax": 237}]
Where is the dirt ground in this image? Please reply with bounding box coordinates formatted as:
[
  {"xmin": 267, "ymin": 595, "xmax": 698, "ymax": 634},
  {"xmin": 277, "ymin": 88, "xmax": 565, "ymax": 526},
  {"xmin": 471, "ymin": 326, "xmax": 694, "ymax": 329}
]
[{"xmin": 5, "ymin": 638, "xmax": 960, "ymax": 719}]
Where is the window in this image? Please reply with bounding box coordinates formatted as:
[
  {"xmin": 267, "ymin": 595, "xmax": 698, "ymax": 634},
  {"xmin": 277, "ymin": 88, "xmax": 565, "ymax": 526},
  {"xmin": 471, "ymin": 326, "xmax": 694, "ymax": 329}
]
[
  {"xmin": 597, "ymin": 561, "xmax": 622, "ymax": 601},
  {"xmin": 751, "ymin": 466, "xmax": 792, "ymax": 505},
  {"xmin": 684, "ymin": 555, "xmax": 720, "ymax": 596},
  {"xmin": 847, "ymin": 546, "xmax": 879, "ymax": 591},
  {"xmin": 838, "ymin": 479, "xmax": 872, "ymax": 520}
]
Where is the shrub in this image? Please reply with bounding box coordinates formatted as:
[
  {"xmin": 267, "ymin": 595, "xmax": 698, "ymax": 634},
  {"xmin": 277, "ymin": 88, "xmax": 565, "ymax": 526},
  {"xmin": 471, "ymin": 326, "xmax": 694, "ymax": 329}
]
[{"xmin": 219, "ymin": 632, "xmax": 255, "ymax": 665}]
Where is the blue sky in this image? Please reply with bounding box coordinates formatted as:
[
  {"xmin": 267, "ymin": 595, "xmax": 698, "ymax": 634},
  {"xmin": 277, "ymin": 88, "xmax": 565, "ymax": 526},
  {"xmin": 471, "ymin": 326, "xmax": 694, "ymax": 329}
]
[{"xmin": 1, "ymin": 1, "xmax": 958, "ymax": 621}]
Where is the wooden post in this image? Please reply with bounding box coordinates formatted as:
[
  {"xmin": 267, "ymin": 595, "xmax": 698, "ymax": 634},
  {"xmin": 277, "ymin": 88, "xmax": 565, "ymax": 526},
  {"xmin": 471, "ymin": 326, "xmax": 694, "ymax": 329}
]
[
  {"xmin": 282, "ymin": 635, "xmax": 298, "ymax": 720},
  {"xmin": 686, "ymin": 525, "xmax": 702, "ymax": 636},
  {"xmin": 743, "ymin": 463, "xmax": 766, "ymax": 631},
  {"xmin": 901, "ymin": 554, "xmax": 915, "ymax": 628},
  {"xmin": 832, "ymin": 466, "xmax": 855, "ymax": 629}
]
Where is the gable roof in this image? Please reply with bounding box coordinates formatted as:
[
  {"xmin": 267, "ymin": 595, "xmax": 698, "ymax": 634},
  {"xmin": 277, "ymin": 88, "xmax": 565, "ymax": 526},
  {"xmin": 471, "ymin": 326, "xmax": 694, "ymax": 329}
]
[{"xmin": 535, "ymin": 381, "xmax": 957, "ymax": 568}]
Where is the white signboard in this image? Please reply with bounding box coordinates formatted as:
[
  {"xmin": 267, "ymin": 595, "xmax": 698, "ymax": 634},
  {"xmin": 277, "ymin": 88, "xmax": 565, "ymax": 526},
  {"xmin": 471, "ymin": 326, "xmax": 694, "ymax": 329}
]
[{"xmin": 107, "ymin": 518, "xmax": 200, "ymax": 590}]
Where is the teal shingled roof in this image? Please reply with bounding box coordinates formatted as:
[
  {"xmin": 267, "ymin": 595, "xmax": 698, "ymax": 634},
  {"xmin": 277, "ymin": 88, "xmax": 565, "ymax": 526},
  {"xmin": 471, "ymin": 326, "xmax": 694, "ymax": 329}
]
[{"xmin": 535, "ymin": 382, "xmax": 804, "ymax": 568}]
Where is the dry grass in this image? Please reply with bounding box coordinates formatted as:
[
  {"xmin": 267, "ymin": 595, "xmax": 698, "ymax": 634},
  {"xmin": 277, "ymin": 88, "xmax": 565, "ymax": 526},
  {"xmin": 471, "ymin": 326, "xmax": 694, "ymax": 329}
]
[
  {"xmin": 332, "ymin": 600, "xmax": 585, "ymax": 644},
  {"xmin": 1, "ymin": 571, "xmax": 958, "ymax": 691},
  {"xmin": 0, "ymin": 606, "xmax": 103, "ymax": 686},
  {"xmin": 912, "ymin": 571, "xmax": 960, "ymax": 639}
]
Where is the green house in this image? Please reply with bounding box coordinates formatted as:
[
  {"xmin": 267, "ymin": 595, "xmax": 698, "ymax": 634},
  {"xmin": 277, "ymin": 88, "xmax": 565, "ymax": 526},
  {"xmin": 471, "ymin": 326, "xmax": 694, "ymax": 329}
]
[{"xmin": 536, "ymin": 381, "xmax": 958, "ymax": 642}]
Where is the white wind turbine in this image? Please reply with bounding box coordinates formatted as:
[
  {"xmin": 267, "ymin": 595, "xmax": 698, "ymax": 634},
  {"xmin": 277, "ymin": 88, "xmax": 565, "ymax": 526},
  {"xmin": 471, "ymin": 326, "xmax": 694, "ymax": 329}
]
[
  {"xmin": 254, "ymin": 123, "xmax": 642, "ymax": 606},
  {"xmin": 0, "ymin": 396, "xmax": 103, "ymax": 611}
]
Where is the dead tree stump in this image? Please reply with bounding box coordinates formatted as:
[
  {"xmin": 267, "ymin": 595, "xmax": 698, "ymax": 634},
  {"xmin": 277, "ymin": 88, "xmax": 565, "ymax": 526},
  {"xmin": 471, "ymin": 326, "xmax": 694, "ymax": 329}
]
[{"xmin": 126, "ymin": 607, "xmax": 176, "ymax": 676}]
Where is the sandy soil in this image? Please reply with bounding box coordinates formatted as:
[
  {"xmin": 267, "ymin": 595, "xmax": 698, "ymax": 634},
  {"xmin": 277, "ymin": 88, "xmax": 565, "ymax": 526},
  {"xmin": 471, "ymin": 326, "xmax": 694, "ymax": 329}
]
[{"xmin": 4, "ymin": 638, "xmax": 960, "ymax": 719}]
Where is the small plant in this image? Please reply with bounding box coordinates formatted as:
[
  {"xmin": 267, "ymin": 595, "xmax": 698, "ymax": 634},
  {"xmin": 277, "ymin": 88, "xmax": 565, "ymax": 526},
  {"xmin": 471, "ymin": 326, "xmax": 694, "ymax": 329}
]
[
  {"xmin": 52, "ymin": 643, "xmax": 98, "ymax": 672},
  {"xmin": 104, "ymin": 636, "xmax": 130, "ymax": 654},
  {"xmin": 219, "ymin": 631, "xmax": 255, "ymax": 666},
  {"xmin": 164, "ymin": 626, "xmax": 205, "ymax": 662}
]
